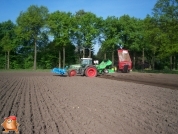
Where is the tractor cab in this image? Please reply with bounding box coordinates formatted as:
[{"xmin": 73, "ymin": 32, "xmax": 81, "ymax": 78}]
[{"xmin": 80, "ymin": 58, "xmax": 93, "ymax": 66}]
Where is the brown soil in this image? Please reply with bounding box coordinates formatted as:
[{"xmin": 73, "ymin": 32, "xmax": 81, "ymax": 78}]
[
  {"xmin": 100, "ymin": 72, "xmax": 178, "ymax": 90},
  {"xmin": 0, "ymin": 71, "xmax": 178, "ymax": 134}
]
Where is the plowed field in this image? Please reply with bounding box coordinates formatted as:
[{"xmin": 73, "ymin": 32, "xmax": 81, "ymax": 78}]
[{"xmin": 0, "ymin": 71, "xmax": 178, "ymax": 134}]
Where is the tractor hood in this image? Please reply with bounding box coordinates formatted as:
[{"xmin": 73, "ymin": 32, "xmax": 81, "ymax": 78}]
[{"xmin": 68, "ymin": 64, "xmax": 81, "ymax": 69}]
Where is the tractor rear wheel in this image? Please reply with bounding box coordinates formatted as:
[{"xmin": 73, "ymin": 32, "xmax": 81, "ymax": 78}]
[
  {"xmin": 85, "ymin": 67, "xmax": 97, "ymax": 77},
  {"xmin": 68, "ymin": 70, "xmax": 76, "ymax": 77}
]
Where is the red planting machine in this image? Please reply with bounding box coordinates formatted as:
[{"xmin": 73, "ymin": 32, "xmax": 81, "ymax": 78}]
[{"xmin": 117, "ymin": 49, "xmax": 132, "ymax": 73}]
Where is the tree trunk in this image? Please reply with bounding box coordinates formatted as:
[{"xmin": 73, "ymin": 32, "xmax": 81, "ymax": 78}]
[
  {"xmin": 152, "ymin": 57, "xmax": 155, "ymax": 70},
  {"xmin": 33, "ymin": 41, "xmax": 37, "ymax": 70},
  {"xmin": 104, "ymin": 53, "xmax": 106, "ymax": 60},
  {"xmin": 5, "ymin": 52, "xmax": 7, "ymax": 69},
  {"xmin": 63, "ymin": 46, "xmax": 65, "ymax": 68},
  {"xmin": 89, "ymin": 49, "xmax": 91, "ymax": 58},
  {"xmin": 7, "ymin": 51, "xmax": 10, "ymax": 69},
  {"xmin": 152, "ymin": 51, "xmax": 155, "ymax": 70},
  {"xmin": 59, "ymin": 50, "xmax": 61, "ymax": 68},
  {"xmin": 83, "ymin": 48, "xmax": 85, "ymax": 58},
  {"xmin": 133, "ymin": 52, "xmax": 136, "ymax": 70},
  {"xmin": 176, "ymin": 56, "xmax": 177, "ymax": 70},
  {"xmin": 173, "ymin": 55, "xmax": 176, "ymax": 70},
  {"xmin": 170, "ymin": 56, "xmax": 172, "ymax": 70},
  {"xmin": 78, "ymin": 48, "xmax": 81, "ymax": 62},
  {"xmin": 112, "ymin": 51, "xmax": 114, "ymax": 66},
  {"xmin": 142, "ymin": 48, "xmax": 145, "ymax": 70}
]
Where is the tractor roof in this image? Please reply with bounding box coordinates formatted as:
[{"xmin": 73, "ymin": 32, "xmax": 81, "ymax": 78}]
[{"xmin": 81, "ymin": 58, "xmax": 92, "ymax": 60}]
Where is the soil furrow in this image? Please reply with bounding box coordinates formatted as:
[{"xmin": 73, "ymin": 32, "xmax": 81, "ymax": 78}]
[
  {"xmin": 23, "ymin": 77, "xmax": 34, "ymax": 133},
  {"xmin": 47, "ymin": 77, "xmax": 130, "ymax": 133},
  {"xmin": 32, "ymin": 77, "xmax": 62, "ymax": 133},
  {"xmin": 42, "ymin": 78, "xmax": 90, "ymax": 134},
  {"xmin": 0, "ymin": 72, "xmax": 177, "ymax": 134},
  {"xmin": 9, "ymin": 78, "xmax": 24, "ymax": 115},
  {"xmin": 0, "ymin": 78, "xmax": 22, "ymax": 119},
  {"xmin": 99, "ymin": 74, "xmax": 178, "ymax": 90},
  {"xmin": 15, "ymin": 77, "xmax": 27, "ymax": 133},
  {"xmin": 29, "ymin": 77, "xmax": 48, "ymax": 134},
  {"xmin": 45, "ymin": 77, "xmax": 97, "ymax": 132},
  {"xmin": 0, "ymin": 77, "xmax": 19, "ymax": 111},
  {"xmin": 38, "ymin": 78, "xmax": 80, "ymax": 134}
]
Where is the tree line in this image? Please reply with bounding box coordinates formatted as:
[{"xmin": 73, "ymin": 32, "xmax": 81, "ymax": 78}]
[{"xmin": 0, "ymin": 0, "xmax": 178, "ymax": 70}]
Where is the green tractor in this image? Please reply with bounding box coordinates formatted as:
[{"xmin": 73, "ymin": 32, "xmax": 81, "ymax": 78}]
[{"xmin": 67, "ymin": 58, "xmax": 112, "ymax": 77}]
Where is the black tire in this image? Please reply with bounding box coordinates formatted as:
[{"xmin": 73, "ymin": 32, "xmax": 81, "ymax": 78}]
[{"xmin": 122, "ymin": 65, "xmax": 129, "ymax": 73}]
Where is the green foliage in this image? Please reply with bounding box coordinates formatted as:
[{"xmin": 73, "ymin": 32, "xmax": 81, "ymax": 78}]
[
  {"xmin": 47, "ymin": 11, "xmax": 73, "ymax": 47},
  {"xmin": 0, "ymin": 20, "xmax": 17, "ymax": 69},
  {"xmin": 119, "ymin": 15, "xmax": 144, "ymax": 51},
  {"xmin": 153, "ymin": 0, "xmax": 178, "ymax": 56},
  {"xmin": 0, "ymin": 53, "xmax": 5, "ymax": 69},
  {"xmin": 73, "ymin": 10, "xmax": 101, "ymax": 58},
  {"xmin": 47, "ymin": 11, "xmax": 74, "ymax": 67},
  {"xmin": 0, "ymin": 2, "xmax": 178, "ymax": 71},
  {"xmin": 151, "ymin": 0, "xmax": 178, "ymax": 70},
  {"xmin": 100, "ymin": 16, "xmax": 120, "ymax": 50},
  {"xmin": 16, "ymin": 5, "xmax": 49, "ymax": 70}
]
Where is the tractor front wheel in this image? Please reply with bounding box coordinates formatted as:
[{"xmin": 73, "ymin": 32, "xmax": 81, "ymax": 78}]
[
  {"xmin": 68, "ymin": 70, "xmax": 76, "ymax": 77},
  {"xmin": 85, "ymin": 67, "xmax": 97, "ymax": 77}
]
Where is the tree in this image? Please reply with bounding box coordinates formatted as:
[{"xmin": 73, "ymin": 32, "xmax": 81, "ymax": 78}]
[
  {"xmin": 47, "ymin": 11, "xmax": 73, "ymax": 68},
  {"xmin": 153, "ymin": 0, "xmax": 178, "ymax": 70},
  {"xmin": 119, "ymin": 15, "xmax": 143, "ymax": 69},
  {"xmin": 73, "ymin": 10, "xmax": 101, "ymax": 58},
  {"xmin": 16, "ymin": 5, "xmax": 49, "ymax": 70},
  {"xmin": 143, "ymin": 15, "xmax": 162, "ymax": 70},
  {"xmin": 0, "ymin": 20, "xmax": 17, "ymax": 69},
  {"xmin": 101, "ymin": 16, "xmax": 121, "ymax": 66}
]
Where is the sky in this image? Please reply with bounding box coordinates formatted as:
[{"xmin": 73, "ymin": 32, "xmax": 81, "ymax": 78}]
[{"xmin": 0, "ymin": 0, "xmax": 157, "ymax": 54}]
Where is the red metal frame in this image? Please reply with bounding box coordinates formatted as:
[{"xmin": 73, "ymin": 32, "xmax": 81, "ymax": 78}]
[{"xmin": 118, "ymin": 49, "xmax": 132, "ymax": 71}]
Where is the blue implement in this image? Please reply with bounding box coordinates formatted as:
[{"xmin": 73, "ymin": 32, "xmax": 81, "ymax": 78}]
[{"xmin": 52, "ymin": 68, "xmax": 67, "ymax": 75}]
